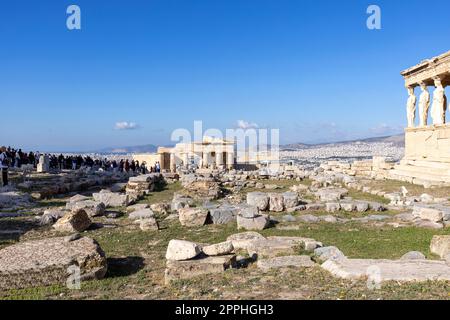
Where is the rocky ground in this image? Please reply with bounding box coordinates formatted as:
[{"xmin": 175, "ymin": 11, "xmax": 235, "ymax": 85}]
[{"xmin": 0, "ymin": 164, "xmax": 450, "ymax": 300}]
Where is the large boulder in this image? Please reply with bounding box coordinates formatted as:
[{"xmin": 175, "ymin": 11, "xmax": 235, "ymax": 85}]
[
  {"xmin": 269, "ymin": 193, "xmax": 284, "ymax": 212},
  {"xmin": 53, "ymin": 209, "xmax": 91, "ymax": 233},
  {"xmin": 93, "ymin": 190, "xmax": 129, "ymax": 207},
  {"xmin": 178, "ymin": 207, "xmax": 210, "ymax": 227},
  {"xmin": 430, "ymin": 235, "xmax": 450, "ymax": 259},
  {"xmin": 165, "ymin": 239, "xmax": 201, "ymax": 261},
  {"xmin": 0, "ymin": 236, "xmax": 107, "ymax": 290},
  {"xmin": 246, "ymin": 192, "xmax": 269, "ymax": 211}
]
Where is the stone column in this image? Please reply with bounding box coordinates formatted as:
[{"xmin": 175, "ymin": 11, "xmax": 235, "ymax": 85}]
[
  {"xmin": 216, "ymin": 152, "xmax": 224, "ymax": 169},
  {"xmin": 183, "ymin": 153, "xmax": 189, "ymax": 169},
  {"xmin": 170, "ymin": 153, "xmax": 176, "ymax": 172},
  {"xmin": 226, "ymin": 152, "xmax": 234, "ymax": 170},
  {"xmin": 418, "ymin": 82, "xmax": 430, "ymax": 127},
  {"xmin": 431, "ymin": 77, "xmax": 447, "ymax": 125},
  {"xmin": 202, "ymin": 152, "xmax": 208, "ymax": 168},
  {"xmin": 406, "ymin": 86, "xmax": 416, "ymax": 128}
]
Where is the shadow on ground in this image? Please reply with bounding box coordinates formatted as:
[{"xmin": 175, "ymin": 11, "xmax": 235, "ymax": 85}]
[{"xmin": 106, "ymin": 256, "xmax": 145, "ymax": 278}]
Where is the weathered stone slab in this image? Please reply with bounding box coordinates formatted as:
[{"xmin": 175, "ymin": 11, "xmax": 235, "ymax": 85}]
[
  {"xmin": 0, "ymin": 236, "xmax": 107, "ymax": 290},
  {"xmin": 246, "ymin": 236, "xmax": 321, "ymax": 258},
  {"xmin": 257, "ymin": 255, "xmax": 315, "ymax": 271},
  {"xmin": 226, "ymin": 232, "xmax": 266, "ymax": 250},
  {"xmin": 298, "ymin": 214, "xmax": 319, "ymax": 223},
  {"xmin": 321, "ymin": 258, "xmax": 450, "ymax": 282},
  {"xmin": 165, "ymin": 255, "xmax": 235, "ymax": 284}
]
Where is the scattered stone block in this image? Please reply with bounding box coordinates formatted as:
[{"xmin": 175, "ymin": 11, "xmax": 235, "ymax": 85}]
[
  {"xmin": 53, "ymin": 209, "xmax": 91, "ymax": 233},
  {"xmin": 202, "ymin": 241, "xmax": 234, "ymax": 256},
  {"xmin": 298, "ymin": 214, "xmax": 319, "ymax": 223},
  {"xmin": 0, "ymin": 236, "xmax": 107, "ymax": 290},
  {"xmin": 126, "ymin": 203, "xmax": 149, "ymax": 213},
  {"xmin": 178, "ymin": 207, "xmax": 210, "ymax": 227},
  {"xmin": 226, "ymin": 232, "xmax": 266, "ymax": 250},
  {"xmin": 209, "ymin": 207, "xmax": 236, "ymax": 224},
  {"xmin": 269, "ymin": 193, "xmax": 284, "ymax": 212},
  {"xmin": 93, "ymin": 190, "xmax": 129, "ymax": 207},
  {"xmin": 314, "ymin": 246, "xmax": 346, "ymax": 263},
  {"xmin": 67, "ymin": 200, "xmax": 105, "ymax": 217},
  {"xmin": 237, "ymin": 214, "xmax": 270, "ymax": 231},
  {"xmin": 257, "ymin": 255, "xmax": 315, "ymax": 271},
  {"xmin": 129, "ymin": 208, "xmax": 155, "ymax": 220},
  {"xmin": 401, "ymin": 251, "xmax": 426, "ymax": 260},
  {"xmin": 165, "ymin": 239, "xmax": 201, "ymax": 261},
  {"xmin": 165, "ymin": 255, "xmax": 235, "ymax": 284},
  {"xmin": 430, "ymin": 235, "xmax": 450, "ymax": 259},
  {"xmin": 282, "ymin": 192, "xmax": 299, "ymax": 209},
  {"xmin": 413, "ymin": 205, "xmax": 443, "ymax": 222},
  {"xmin": 139, "ymin": 218, "xmax": 159, "ymax": 231},
  {"xmin": 326, "ymin": 202, "xmax": 340, "ymax": 213},
  {"xmin": 246, "ymin": 192, "xmax": 269, "ymax": 211},
  {"xmin": 321, "ymin": 258, "xmax": 450, "ymax": 282}
]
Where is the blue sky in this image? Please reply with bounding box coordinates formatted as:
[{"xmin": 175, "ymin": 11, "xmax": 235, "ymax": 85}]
[{"xmin": 1, "ymin": 0, "xmax": 450, "ymax": 152}]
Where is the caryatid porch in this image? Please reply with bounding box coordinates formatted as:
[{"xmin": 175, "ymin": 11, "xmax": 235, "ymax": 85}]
[{"xmin": 390, "ymin": 50, "xmax": 450, "ymax": 186}]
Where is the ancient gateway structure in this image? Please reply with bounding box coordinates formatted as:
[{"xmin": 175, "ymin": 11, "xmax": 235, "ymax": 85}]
[
  {"xmin": 390, "ymin": 50, "xmax": 450, "ymax": 186},
  {"xmin": 133, "ymin": 137, "xmax": 236, "ymax": 172}
]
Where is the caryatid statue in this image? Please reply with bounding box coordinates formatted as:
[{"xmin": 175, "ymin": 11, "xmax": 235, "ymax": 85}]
[
  {"xmin": 418, "ymin": 82, "xmax": 430, "ymax": 126},
  {"xmin": 406, "ymin": 86, "xmax": 416, "ymax": 128},
  {"xmin": 431, "ymin": 77, "xmax": 447, "ymax": 125}
]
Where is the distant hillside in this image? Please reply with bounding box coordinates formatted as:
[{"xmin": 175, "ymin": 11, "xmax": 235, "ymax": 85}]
[
  {"xmin": 282, "ymin": 134, "xmax": 405, "ymax": 150},
  {"xmin": 96, "ymin": 144, "xmax": 159, "ymax": 154}
]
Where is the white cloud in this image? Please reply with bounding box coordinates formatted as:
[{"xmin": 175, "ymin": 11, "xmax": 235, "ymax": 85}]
[
  {"xmin": 236, "ymin": 120, "xmax": 259, "ymax": 130},
  {"xmin": 114, "ymin": 121, "xmax": 139, "ymax": 130}
]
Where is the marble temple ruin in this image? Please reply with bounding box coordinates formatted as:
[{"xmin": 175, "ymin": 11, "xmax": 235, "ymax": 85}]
[{"xmin": 390, "ymin": 50, "xmax": 450, "ymax": 186}]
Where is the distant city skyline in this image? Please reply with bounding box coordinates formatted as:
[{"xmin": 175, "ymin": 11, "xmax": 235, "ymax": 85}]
[{"xmin": 2, "ymin": 0, "xmax": 450, "ymax": 152}]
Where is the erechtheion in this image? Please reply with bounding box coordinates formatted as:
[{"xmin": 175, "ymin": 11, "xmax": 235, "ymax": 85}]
[{"xmin": 390, "ymin": 50, "xmax": 450, "ymax": 186}]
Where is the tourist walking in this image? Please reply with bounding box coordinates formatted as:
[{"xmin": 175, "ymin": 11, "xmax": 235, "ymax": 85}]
[{"xmin": 0, "ymin": 148, "xmax": 9, "ymax": 186}]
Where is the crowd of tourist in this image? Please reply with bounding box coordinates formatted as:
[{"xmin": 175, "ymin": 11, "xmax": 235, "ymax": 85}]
[{"xmin": 0, "ymin": 146, "xmax": 162, "ymax": 187}]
